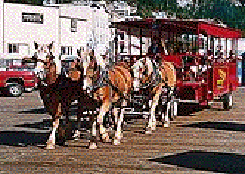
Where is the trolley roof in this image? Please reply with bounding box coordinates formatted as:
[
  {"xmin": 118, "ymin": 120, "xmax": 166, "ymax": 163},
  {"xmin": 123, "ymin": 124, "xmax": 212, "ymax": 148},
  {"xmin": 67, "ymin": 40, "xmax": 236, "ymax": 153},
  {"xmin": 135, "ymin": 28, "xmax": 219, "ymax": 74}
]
[{"xmin": 111, "ymin": 18, "xmax": 242, "ymax": 38}]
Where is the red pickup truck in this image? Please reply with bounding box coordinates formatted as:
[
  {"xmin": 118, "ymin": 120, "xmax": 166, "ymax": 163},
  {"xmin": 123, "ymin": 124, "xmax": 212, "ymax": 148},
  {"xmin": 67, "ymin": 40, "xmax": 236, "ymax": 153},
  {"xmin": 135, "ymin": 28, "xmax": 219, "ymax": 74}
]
[{"xmin": 0, "ymin": 65, "xmax": 39, "ymax": 97}]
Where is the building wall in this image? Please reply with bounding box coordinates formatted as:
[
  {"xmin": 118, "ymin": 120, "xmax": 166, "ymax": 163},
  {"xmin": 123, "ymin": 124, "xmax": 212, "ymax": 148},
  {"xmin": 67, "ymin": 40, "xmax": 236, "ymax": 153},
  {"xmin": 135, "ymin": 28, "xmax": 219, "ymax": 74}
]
[
  {"xmin": 0, "ymin": 0, "xmax": 4, "ymax": 55},
  {"xmin": 1, "ymin": 3, "xmax": 114, "ymax": 61},
  {"xmin": 3, "ymin": 3, "xmax": 59, "ymax": 59},
  {"xmin": 59, "ymin": 5, "xmax": 91, "ymax": 54}
]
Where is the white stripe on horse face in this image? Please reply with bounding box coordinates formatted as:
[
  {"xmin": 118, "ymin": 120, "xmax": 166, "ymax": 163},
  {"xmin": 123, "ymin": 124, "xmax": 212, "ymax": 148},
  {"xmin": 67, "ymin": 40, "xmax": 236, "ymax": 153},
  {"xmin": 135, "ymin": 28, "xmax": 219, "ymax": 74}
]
[
  {"xmin": 133, "ymin": 60, "xmax": 143, "ymax": 90},
  {"xmin": 54, "ymin": 57, "xmax": 61, "ymax": 75},
  {"xmin": 133, "ymin": 58, "xmax": 154, "ymax": 90},
  {"xmin": 145, "ymin": 57, "xmax": 153, "ymax": 76}
]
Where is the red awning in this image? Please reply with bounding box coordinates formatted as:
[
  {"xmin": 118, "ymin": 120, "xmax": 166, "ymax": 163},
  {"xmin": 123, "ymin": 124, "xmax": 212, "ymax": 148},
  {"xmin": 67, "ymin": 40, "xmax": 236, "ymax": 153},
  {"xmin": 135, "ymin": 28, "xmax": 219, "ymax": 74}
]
[
  {"xmin": 198, "ymin": 23, "xmax": 241, "ymax": 38},
  {"xmin": 112, "ymin": 19, "xmax": 242, "ymax": 39}
]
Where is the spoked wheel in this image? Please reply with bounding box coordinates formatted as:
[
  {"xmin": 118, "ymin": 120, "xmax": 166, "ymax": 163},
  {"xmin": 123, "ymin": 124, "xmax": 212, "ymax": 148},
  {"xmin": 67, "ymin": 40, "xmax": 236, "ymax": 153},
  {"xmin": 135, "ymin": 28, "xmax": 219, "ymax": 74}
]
[
  {"xmin": 155, "ymin": 87, "xmax": 168, "ymax": 124},
  {"xmin": 166, "ymin": 100, "xmax": 178, "ymax": 121},
  {"xmin": 223, "ymin": 93, "xmax": 233, "ymax": 110},
  {"xmin": 156, "ymin": 87, "xmax": 178, "ymax": 127}
]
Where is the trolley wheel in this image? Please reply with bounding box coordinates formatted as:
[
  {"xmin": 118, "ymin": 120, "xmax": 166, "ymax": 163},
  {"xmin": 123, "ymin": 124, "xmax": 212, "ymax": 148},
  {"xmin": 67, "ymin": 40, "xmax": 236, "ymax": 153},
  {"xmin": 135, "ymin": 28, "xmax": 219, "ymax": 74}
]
[
  {"xmin": 223, "ymin": 93, "xmax": 233, "ymax": 110},
  {"xmin": 167, "ymin": 100, "xmax": 178, "ymax": 121}
]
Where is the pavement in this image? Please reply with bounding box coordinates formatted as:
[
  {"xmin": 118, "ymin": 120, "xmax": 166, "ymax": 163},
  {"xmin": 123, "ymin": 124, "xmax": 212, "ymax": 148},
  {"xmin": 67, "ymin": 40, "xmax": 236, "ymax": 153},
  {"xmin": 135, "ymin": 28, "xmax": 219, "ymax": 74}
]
[{"xmin": 0, "ymin": 88, "xmax": 244, "ymax": 173}]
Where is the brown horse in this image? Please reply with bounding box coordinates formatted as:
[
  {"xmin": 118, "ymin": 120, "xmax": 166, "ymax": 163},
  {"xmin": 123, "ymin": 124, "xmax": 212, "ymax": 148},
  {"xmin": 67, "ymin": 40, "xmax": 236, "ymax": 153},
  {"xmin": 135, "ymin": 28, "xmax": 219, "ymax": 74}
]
[
  {"xmin": 34, "ymin": 42, "xmax": 85, "ymax": 149},
  {"xmin": 77, "ymin": 48, "xmax": 121, "ymax": 149},
  {"xmin": 35, "ymin": 43, "xmax": 120, "ymax": 150},
  {"xmin": 108, "ymin": 57, "xmax": 177, "ymax": 134}
]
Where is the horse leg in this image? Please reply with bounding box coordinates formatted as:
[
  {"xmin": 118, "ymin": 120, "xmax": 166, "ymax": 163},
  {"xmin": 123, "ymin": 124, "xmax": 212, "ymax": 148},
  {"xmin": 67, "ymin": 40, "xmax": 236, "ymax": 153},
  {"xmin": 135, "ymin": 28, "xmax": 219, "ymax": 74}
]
[
  {"xmin": 98, "ymin": 99, "xmax": 111, "ymax": 142},
  {"xmin": 146, "ymin": 85, "xmax": 162, "ymax": 134},
  {"xmin": 89, "ymin": 99, "xmax": 111, "ymax": 149},
  {"xmin": 114, "ymin": 99, "xmax": 126, "ymax": 145},
  {"xmin": 74, "ymin": 92, "xmax": 84, "ymax": 140},
  {"xmin": 45, "ymin": 103, "xmax": 62, "ymax": 150}
]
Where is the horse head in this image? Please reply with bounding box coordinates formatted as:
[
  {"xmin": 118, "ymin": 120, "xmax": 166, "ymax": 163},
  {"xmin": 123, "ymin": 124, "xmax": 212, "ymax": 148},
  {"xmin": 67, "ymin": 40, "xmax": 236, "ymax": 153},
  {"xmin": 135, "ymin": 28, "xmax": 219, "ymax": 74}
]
[
  {"xmin": 34, "ymin": 41, "xmax": 54, "ymax": 62},
  {"xmin": 133, "ymin": 57, "xmax": 154, "ymax": 90},
  {"xmin": 78, "ymin": 48, "xmax": 99, "ymax": 91},
  {"xmin": 34, "ymin": 41, "xmax": 57, "ymax": 85}
]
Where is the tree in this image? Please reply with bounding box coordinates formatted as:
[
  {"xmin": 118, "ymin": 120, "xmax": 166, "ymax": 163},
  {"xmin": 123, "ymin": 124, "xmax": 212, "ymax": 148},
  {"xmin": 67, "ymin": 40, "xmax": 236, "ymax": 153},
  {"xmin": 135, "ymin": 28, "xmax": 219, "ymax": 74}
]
[{"xmin": 131, "ymin": 0, "xmax": 245, "ymax": 34}]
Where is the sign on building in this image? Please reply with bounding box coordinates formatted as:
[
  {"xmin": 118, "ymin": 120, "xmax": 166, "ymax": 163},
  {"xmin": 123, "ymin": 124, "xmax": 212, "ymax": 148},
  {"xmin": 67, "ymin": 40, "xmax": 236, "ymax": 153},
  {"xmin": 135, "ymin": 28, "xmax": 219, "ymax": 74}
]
[{"xmin": 22, "ymin": 12, "xmax": 43, "ymax": 24}]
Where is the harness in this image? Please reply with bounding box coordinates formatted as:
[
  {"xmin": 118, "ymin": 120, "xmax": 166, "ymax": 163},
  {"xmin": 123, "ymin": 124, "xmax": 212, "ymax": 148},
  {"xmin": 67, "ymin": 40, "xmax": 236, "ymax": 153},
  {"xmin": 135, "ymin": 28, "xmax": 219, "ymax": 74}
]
[{"xmin": 136, "ymin": 58, "xmax": 161, "ymax": 89}]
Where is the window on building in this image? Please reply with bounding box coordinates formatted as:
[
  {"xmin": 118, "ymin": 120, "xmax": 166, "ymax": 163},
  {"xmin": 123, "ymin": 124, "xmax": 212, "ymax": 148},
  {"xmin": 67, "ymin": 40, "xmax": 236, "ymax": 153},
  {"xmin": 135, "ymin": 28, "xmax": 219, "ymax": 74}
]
[
  {"xmin": 71, "ymin": 19, "xmax": 77, "ymax": 32},
  {"xmin": 22, "ymin": 12, "xmax": 43, "ymax": 24},
  {"xmin": 8, "ymin": 44, "xmax": 19, "ymax": 53},
  {"xmin": 61, "ymin": 46, "xmax": 72, "ymax": 55}
]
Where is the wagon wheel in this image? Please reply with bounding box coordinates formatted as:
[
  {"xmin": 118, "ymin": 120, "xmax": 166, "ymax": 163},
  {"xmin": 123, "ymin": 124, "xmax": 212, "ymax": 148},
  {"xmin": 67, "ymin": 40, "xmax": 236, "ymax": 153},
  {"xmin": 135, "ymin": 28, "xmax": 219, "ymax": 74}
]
[
  {"xmin": 156, "ymin": 87, "xmax": 178, "ymax": 127},
  {"xmin": 223, "ymin": 93, "xmax": 233, "ymax": 110}
]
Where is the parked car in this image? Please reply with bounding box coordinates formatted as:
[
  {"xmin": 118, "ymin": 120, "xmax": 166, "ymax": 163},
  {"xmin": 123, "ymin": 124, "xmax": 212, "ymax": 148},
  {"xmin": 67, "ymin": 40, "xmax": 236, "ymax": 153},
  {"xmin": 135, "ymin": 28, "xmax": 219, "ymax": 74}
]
[{"xmin": 0, "ymin": 59, "xmax": 39, "ymax": 97}]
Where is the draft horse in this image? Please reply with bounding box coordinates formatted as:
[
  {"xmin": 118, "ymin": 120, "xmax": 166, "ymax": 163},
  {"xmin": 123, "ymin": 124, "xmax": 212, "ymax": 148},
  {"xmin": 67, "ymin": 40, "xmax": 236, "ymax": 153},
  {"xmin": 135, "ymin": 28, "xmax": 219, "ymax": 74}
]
[
  {"xmin": 109, "ymin": 57, "xmax": 177, "ymax": 134},
  {"xmin": 80, "ymin": 51, "xmax": 177, "ymax": 149},
  {"xmin": 34, "ymin": 41, "xmax": 84, "ymax": 149},
  {"xmin": 35, "ymin": 43, "xmax": 121, "ymax": 150}
]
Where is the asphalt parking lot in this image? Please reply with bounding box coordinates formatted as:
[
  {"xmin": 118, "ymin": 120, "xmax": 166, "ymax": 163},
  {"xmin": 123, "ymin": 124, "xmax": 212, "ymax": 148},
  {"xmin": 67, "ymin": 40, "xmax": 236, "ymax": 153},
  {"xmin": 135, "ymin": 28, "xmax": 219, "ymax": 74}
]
[{"xmin": 0, "ymin": 88, "xmax": 245, "ymax": 173}]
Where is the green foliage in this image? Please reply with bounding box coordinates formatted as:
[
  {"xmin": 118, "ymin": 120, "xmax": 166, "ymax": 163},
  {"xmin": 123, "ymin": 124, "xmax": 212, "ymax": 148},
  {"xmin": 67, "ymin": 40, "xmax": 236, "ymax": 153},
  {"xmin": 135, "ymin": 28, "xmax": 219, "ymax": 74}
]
[
  {"xmin": 4, "ymin": 0, "xmax": 72, "ymax": 6},
  {"xmin": 132, "ymin": 0, "xmax": 245, "ymax": 31}
]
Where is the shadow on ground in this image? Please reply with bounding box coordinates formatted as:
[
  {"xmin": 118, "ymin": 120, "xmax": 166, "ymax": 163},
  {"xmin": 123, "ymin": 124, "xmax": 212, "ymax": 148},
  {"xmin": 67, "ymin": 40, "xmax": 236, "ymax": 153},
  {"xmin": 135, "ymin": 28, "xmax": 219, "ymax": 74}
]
[
  {"xmin": 149, "ymin": 150, "xmax": 245, "ymax": 174},
  {"xmin": 180, "ymin": 121, "xmax": 245, "ymax": 132},
  {"xmin": 14, "ymin": 118, "xmax": 91, "ymax": 131},
  {"xmin": 7, "ymin": 119, "xmax": 91, "ymax": 147},
  {"xmin": 18, "ymin": 108, "xmax": 48, "ymax": 115},
  {"xmin": 15, "ymin": 119, "xmax": 54, "ymax": 130},
  {"xmin": 0, "ymin": 131, "xmax": 48, "ymax": 146},
  {"xmin": 177, "ymin": 103, "xmax": 204, "ymax": 116}
]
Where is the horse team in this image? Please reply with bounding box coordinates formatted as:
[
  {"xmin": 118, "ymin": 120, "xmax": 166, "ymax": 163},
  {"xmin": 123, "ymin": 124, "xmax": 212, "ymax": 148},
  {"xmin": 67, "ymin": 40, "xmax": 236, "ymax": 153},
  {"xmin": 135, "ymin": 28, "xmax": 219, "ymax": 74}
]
[{"xmin": 34, "ymin": 41, "xmax": 177, "ymax": 150}]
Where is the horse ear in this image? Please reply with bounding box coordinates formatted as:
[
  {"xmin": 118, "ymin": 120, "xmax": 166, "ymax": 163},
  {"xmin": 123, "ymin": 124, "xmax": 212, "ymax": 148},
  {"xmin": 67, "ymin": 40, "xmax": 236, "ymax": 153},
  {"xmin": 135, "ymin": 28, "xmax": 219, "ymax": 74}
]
[
  {"xmin": 34, "ymin": 42, "xmax": 38, "ymax": 50},
  {"xmin": 49, "ymin": 41, "xmax": 53, "ymax": 49},
  {"xmin": 77, "ymin": 49, "xmax": 81, "ymax": 56}
]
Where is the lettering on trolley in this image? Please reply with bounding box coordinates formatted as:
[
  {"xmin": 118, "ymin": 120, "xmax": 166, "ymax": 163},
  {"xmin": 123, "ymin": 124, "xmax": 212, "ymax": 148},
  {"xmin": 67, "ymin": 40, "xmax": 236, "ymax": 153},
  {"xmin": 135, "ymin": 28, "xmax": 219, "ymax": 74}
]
[{"xmin": 217, "ymin": 69, "xmax": 226, "ymax": 87}]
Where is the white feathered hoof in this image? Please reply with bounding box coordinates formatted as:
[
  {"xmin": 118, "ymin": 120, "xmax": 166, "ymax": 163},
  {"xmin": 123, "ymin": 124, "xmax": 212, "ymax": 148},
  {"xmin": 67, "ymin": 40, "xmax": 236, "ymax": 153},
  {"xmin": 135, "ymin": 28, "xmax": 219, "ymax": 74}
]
[
  {"xmin": 73, "ymin": 130, "xmax": 81, "ymax": 141},
  {"xmin": 89, "ymin": 142, "xmax": 97, "ymax": 150},
  {"xmin": 114, "ymin": 139, "xmax": 121, "ymax": 146},
  {"xmin": 145, "ymin": 130, "xmax": 152, "ymax": 134},
  {"xmin": 45, "ymin": 143, "xmax": 55, "ymax": 150},
  {"xmin": 145, "ymin": 127, "xmax": 153, "ymax": 134},
  {"xmin": 164, "ymin": 123, "xmax": 169, "ymax": 128},
  {"xmin": 102, "ymin": 133, "xmax": 111, "ymax": 143}
]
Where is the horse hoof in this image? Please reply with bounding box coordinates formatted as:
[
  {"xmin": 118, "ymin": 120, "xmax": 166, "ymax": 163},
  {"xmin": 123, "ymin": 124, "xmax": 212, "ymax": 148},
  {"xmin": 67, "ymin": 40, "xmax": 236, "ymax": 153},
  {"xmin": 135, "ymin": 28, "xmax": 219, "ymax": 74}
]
[
  {"xmin": 145, "ymin": 127, "xmax": 153, "ymax": 134},
  {"xmin": 114, "ymin": 139, "xmax": 120, "ymax": 146},
  {"xmin": 102, "ymin": 134, "xmax": 110, "ymax": 143},
  {"xmin": 45, "ymin": 144, "xmax": 55, "ymax": 150},
  {"xmin": 89, "ymin": 143, "xmax": 97, "ymax": 149},
  {"xmin": 164, "ymin": 123, "xmax": 169, "ymax": 127},
  {"xmin": 73, "ymin": 130, "xmax": 81, "ymax": 140},
  {"xmin": 145, "ymin": 130, "xmax": 152, "ymax": 134}
]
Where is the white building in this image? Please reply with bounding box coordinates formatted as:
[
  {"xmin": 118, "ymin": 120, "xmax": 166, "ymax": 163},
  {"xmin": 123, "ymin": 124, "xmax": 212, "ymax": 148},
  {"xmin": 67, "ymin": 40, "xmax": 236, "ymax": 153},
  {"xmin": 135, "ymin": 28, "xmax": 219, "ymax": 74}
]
[{"xmin": 0, "ymin": 0, "xmax": 137, "ymax": 63}]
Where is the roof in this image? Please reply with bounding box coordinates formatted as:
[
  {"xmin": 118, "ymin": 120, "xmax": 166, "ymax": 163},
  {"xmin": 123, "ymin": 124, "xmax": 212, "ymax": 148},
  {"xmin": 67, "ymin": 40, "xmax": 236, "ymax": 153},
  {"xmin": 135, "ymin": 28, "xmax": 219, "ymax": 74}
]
[{"xmin": 111, "ymin": 18, "xmax": 242, "ymax": 38}]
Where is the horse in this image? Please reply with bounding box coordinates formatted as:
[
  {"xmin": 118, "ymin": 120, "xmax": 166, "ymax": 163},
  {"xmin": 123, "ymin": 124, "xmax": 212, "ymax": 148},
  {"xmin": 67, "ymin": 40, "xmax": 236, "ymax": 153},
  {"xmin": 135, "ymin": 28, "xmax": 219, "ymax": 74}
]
[
  {"xmin": 109, "ymin": 56, "xmax": 177, "ymax": 134},
  {"xmin": 35, "ymin": 42, "xmax": 121, "ymax": 150},
  {"xmin": 76, "ymin": 47, "xmax": 122, "ymax": 149},
  {"xmin": 80, "ymin": 50, "xmax": 177, "ymax": 149},
  {"xmin": 35, "ymin": 41, "xmax": 177, "ymax": 150},
  {"xmin": 34, "ymin": 41, "xmax": 85, "ymax": 149}
]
